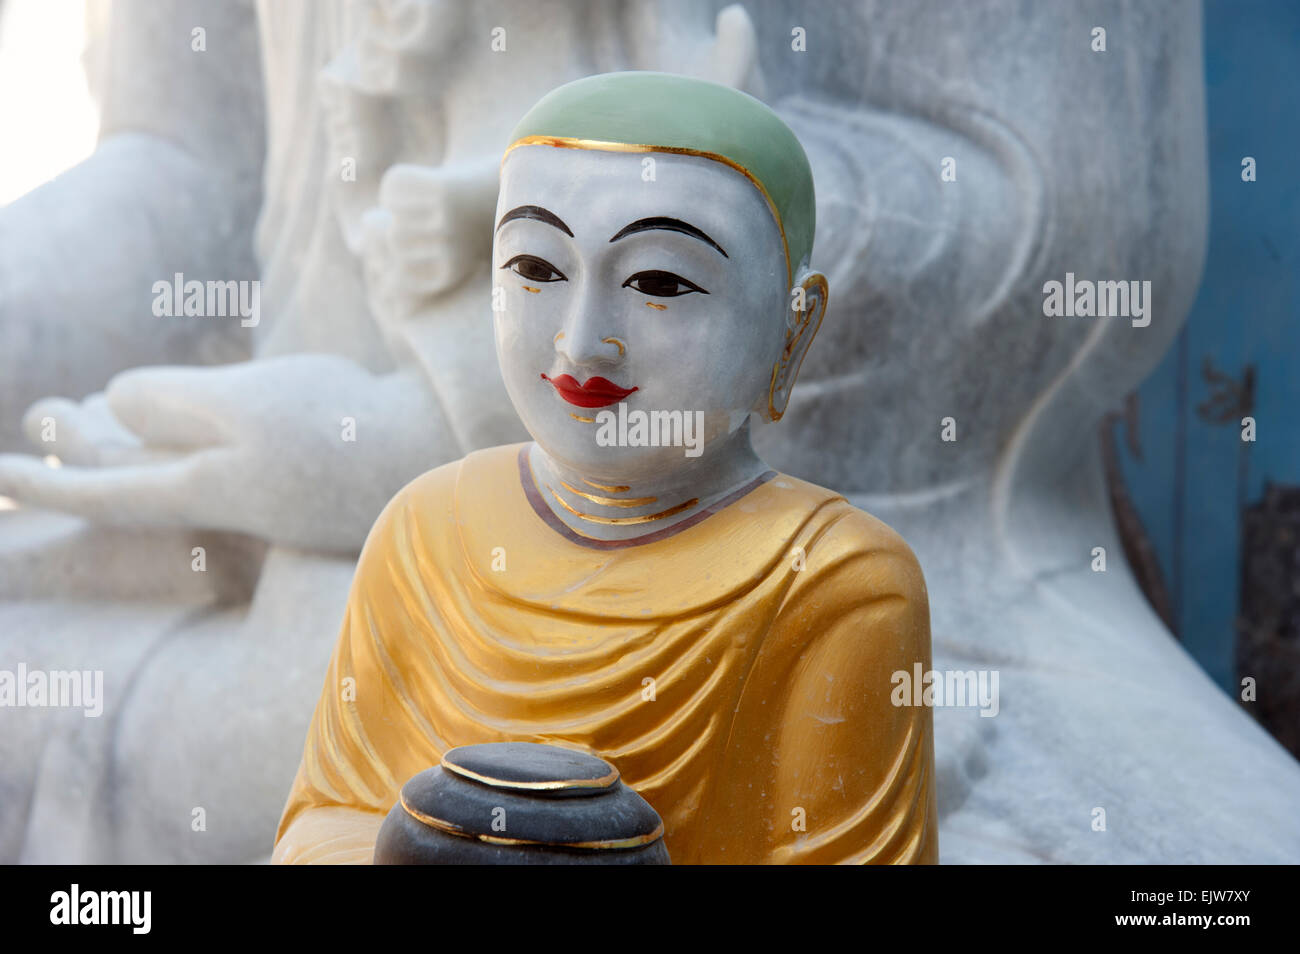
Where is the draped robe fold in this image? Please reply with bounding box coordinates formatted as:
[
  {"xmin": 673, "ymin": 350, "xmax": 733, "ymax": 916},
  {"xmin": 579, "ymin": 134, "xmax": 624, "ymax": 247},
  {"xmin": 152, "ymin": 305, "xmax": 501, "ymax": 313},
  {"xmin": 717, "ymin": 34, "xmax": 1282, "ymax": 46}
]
[{"xmin": 274, "ymin": 443, "xmax": 938, "ymax": 864}]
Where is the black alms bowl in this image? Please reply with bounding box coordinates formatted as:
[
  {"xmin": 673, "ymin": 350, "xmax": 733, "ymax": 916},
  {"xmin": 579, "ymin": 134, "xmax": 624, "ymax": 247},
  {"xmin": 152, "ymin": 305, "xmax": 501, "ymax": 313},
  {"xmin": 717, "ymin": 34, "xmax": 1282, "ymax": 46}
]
[{"xmin": 373, "ymin": 742, "xmax": 670, "ymax": 865}]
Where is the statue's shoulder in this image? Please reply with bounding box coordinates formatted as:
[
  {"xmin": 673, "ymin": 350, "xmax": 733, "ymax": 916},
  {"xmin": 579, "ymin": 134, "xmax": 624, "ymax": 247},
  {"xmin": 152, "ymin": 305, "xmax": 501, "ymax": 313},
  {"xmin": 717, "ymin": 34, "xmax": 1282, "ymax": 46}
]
[
  {"xmin": 391, "ymin": 443, "xmax": 527, "ymax": 508},
  {"xmin": 362, "ymin": 443, "xmax": 528, "ymax": 553},
  {"xmin": 770, "ymin": 472, "xmax": 927, "ymax": 602}
]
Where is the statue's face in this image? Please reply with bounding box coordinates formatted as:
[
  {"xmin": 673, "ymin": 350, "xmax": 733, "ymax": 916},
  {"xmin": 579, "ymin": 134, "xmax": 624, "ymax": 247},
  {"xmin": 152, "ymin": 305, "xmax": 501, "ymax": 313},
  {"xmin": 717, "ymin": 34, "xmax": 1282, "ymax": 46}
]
[{"xmin": 493, "ymin": 145, "xmax": 788, "ymax": 480}]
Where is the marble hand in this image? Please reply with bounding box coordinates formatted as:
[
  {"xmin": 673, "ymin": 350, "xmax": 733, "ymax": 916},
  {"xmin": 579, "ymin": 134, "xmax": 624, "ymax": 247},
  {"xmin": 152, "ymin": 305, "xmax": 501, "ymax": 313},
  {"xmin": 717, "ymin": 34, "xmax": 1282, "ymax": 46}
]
[
  {"xmin": 18, "ymin": 392, "xmax": 158, "ymax": 468},
  {"xmin": 0, "ymin": 355, "xmax": 449, "ymax": 552},
  {"xmin": 360, "ymin": 159, "xmax": 498, "ymax": 325}
]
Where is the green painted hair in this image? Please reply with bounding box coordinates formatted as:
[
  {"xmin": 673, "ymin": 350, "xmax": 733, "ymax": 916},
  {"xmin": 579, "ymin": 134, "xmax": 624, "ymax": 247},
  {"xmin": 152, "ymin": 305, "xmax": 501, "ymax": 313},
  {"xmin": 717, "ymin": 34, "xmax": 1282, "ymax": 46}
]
[{"xmin": 506, "ymin": 71, "xmax": 816, "ymax": 280}]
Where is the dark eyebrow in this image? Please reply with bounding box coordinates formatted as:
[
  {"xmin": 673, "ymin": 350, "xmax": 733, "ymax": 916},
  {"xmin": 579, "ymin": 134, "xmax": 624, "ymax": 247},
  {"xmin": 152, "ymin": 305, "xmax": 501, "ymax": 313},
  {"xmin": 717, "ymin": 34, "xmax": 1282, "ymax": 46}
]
[
  {"xmin": 495, "ymin": 205, "xmax": 573, "ymax": 237},
  {"xmin": 608, "ymin": 217, "xmax": 728, "ymax": 258}
]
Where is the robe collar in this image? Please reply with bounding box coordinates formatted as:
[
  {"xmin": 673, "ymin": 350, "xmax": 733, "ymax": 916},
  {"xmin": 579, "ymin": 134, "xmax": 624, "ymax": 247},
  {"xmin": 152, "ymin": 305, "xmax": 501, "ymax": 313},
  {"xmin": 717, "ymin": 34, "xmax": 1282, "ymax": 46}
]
[{"xmin": 451, "ymin": 443, "xmax": 845, "ymax": 620}]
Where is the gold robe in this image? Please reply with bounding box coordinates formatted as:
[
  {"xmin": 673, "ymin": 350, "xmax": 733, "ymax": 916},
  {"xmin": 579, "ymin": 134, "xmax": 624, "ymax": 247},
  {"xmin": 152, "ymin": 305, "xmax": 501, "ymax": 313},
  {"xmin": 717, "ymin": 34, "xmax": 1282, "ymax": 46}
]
[{"xmin": 274, "ymin": 443, "xmax": 938, "ymax": 864}]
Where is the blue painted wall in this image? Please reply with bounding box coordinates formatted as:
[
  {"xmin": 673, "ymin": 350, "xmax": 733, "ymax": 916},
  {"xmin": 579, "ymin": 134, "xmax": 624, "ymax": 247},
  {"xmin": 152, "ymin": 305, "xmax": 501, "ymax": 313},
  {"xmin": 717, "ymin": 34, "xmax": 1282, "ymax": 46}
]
[{"xmin": 1119, "ymin": 0, "xmax": 1300, "ymax": 690}]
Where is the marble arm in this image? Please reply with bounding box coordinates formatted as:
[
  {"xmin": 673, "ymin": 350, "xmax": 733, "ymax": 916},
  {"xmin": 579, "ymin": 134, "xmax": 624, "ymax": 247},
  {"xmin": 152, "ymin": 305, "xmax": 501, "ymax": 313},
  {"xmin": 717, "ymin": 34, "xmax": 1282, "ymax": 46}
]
[
  {"xmin": 0, "ymin": 0, "xmax": 264, "ymax": 452},
  {"xmin": 360, "ymin": 157, "xmax": 529, "ymax": 454},
  {"xmin": 0, "ymin": 355, "xmax": 459, "ymax": 553}
]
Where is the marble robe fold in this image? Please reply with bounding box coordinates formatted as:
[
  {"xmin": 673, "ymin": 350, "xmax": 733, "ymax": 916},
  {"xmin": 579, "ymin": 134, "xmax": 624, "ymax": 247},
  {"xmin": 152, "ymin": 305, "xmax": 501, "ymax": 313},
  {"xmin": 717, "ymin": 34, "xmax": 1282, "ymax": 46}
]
[{"xmin": 274, "ymin": 443, "xmax": 938, "ymax": 864}]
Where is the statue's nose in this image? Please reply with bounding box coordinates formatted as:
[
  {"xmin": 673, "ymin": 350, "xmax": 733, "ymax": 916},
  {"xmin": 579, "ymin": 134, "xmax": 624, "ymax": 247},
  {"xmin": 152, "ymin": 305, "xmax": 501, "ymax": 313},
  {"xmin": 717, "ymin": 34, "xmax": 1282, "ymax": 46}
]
[
  {"xmin": 555, "ymin": 284, "xmax": 624, "ymax": 368},
  {"xmin": 555, "ymin": 331, "xmax": 624, "ymax": 369}
]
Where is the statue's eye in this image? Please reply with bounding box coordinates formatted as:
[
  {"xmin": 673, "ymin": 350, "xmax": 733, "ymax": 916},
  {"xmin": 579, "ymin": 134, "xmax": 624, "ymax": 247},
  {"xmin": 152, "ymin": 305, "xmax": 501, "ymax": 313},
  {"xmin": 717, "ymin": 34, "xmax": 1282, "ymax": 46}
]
[
  {"xmin": 501, "ymin": 254, "xmax": 567, "ymax": 283},
  {"xmin": 621, "ymin": 270, "xmax": 708, "ymax": 298}
]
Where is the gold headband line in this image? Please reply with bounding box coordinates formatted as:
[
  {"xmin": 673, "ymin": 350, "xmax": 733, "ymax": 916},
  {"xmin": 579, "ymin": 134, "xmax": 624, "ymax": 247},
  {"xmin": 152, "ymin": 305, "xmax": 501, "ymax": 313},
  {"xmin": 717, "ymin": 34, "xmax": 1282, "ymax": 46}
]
[{"xmin": 503, "ymin": 135, "xmax": 793, "ymax": 286}]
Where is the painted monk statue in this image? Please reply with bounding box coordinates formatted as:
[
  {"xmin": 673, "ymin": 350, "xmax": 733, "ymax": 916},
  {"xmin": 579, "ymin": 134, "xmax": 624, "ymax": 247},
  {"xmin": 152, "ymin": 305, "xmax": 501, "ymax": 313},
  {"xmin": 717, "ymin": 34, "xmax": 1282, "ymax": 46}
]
[{"xmin": 273, "ymin": 71, "xmax": 938, "ymax": 864}]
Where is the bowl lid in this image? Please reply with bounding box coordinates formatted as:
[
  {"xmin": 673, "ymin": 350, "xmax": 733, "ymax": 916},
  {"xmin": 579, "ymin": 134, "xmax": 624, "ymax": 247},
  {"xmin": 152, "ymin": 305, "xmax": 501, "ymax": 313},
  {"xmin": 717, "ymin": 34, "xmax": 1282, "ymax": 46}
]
[
  {"xmin": 400, "ymin": 742, "xmax": 663, "ymax": 851},
  {"xmin": 441, "ymin": 742, "xmax": 619, "ymax": 792}
]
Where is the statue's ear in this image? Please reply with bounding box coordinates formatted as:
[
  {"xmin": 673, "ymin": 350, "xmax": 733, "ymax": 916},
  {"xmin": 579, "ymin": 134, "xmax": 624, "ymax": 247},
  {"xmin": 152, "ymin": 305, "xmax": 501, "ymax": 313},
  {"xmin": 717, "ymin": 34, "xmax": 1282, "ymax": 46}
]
[
  {"xmin": 704, "ymin": 5, "xmax": 762, "ymax": 96},
  {"xmin": 767, "ymin": 269, "xmax": 828, "ymax": 422}
]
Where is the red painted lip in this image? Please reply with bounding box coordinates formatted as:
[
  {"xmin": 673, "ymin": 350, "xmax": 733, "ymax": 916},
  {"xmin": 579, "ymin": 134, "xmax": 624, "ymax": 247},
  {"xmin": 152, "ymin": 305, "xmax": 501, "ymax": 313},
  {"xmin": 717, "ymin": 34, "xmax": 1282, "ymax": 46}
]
[{"xmin": 541, "ymin": 373, "xmax": 639, "ymax": 408}]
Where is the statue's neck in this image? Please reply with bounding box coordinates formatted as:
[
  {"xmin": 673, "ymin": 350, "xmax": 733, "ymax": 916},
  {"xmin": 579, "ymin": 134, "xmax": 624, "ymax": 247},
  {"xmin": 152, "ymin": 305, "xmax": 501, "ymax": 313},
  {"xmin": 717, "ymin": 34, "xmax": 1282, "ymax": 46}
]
[{"xmin": 525, "ymin": 424, "xmax": 770, "ymax": 543}]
